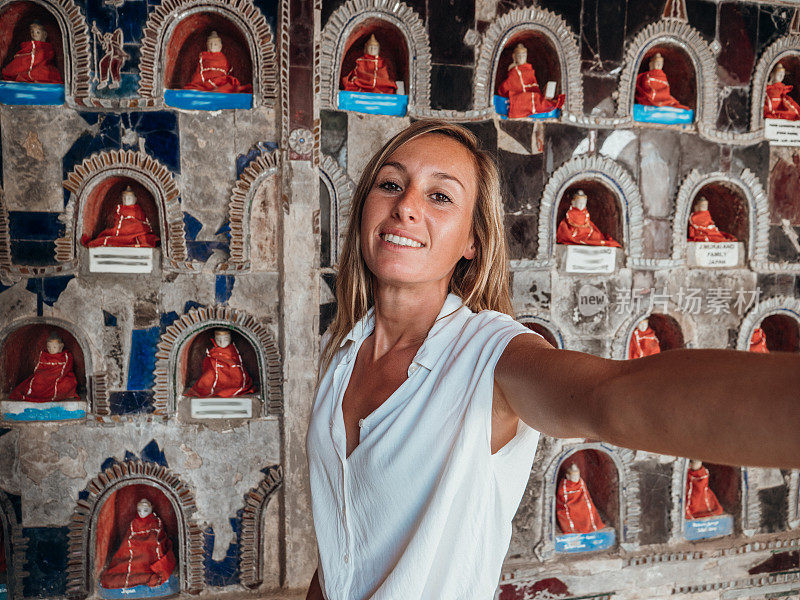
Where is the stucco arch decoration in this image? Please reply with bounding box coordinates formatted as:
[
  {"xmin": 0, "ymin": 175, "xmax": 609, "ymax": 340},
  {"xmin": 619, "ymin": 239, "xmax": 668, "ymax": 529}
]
[
  {"xmin": 319, "ymin": 0, "xmax": 432, "ymax": 111},
  {"xmin": 536, "ymin": 154, "xmax": 644, "ymax": 267},
  {"xmin": 788, "ymin": 470, "xmax": 800, "ymax": 529},
  {"xmin": 137, "ymin": 0, "xmax": 278, "ymax": 106},
  {"xmin": 238, "ymin": 464, "xmax": 283, "ymax": 588},
  {"xmin": 57, "ymin": 149, "xmax": 186, "ymax": 267},
  {"xmin": 736, "ymin": 295, "xmax": 800, "ymax": 352},
  {"xmin": 611, "ymin": 309, "xmax": 696, "ymax": 360},
  {"xmin": 472, "ymin": 6, "xmax": 582, "ymax": 116},
  {"xmin": 516, "ymin": 314, "xmax": 565, "ymax": 349},
  {"xmin": 671, "ymin": 168, "xmax": 769, "ymax": 267},
  {"xmin": 152, "ymin": 305, "xmax": 281, "ymax": 416},
  {"xmin": 66, "ymin": 460, "xmax": 204, "ymax": 597},
  {"xmin": 750, "ymin": 34, "xmax": 800, "ymax": 133},
  {"xmin": 0, "ymin": 489, "xmax": 28, "ymax": 600},
  {"xmin": 319, "ymin": 154, "xmax": 354, "ymax": 265}
]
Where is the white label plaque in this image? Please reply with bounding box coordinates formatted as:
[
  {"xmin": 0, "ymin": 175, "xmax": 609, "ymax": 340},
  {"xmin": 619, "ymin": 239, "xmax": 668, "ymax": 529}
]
[
  {"xmin": 693, "ymin": 242, "xmax": 740, "ymax": 268},
  {"xmin": 564, "ymin": 246, "xmax": 616, "ymax": 274},
  {"xmin": 190, "ymin": 397, "xmax": 252, "ymax": 419},
  {"xmin": 89, "ymin": 247, "xmax": 154, "ymax": 273},
  {"xmin": 765, "ymin": 118, "xmax": 800, "ymax": 147}
]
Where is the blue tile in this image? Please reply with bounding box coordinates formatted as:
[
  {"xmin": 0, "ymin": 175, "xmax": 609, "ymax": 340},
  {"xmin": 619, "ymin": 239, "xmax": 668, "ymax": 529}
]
[
  {"xmin": 109, "ymin": 391, "xmax": 155, "ymax": 415},
  {"xmin": 8, "ymin": 211, "xmax": 63, "ymax": 240},
  {"xmin": 23, "ymin": 527, "xmax": 69, "ymax": 597},
  {"xmin": 142, "ymin": 130, "xmax": 179, "ymax": 173},
  {"xmin": 235, "ymin": 142, "xmax": 279, "ymax": 178},
  {"xmin": 126, "ymin": 326, "xmax": 160, "ymax": 390},
  {"xmin": 183, "ymin": 301, "xmax": 204, "ymax": 314},
  {"xmin": 160, "ymin": 311, "xmax": 180, "ymax": 328},
  {"xmin": 24, "ymin": 275, "xmax": 74, "ymax": 306},
  {"xmin": 118, "ymin": 0, "xmax": 149, "ymax": 42},
  {"xmin": 183, "ymin": 213, "xmax": 203, "ymax": 241},
  {"xmin": 100, "ymin": 456, "xmax": 118, "ymax": 472},
  {"xmin": 91, "ymin": 73, "xmax": 139, "ymax": 99},
  {"xmin": 252, "ymin": 0, "xmax": 278, "ymax": 31},
  {"xmin": 103, "ymin": 310, "xmax": 118, "ymax": 327},
  {"xmin": 187, "ymin": 240, "xmax": 226, "ymax": 262},
  {"xmin": 141, "ymin": 439, "xmax": 169, "ymax": 467},
  {"xmin": 11, "ymin": 241, "xmax": 56, "ymax": 265},
  {"xmin": 203, "ymin": 526, "xmax": 241, "ymax": 587},
  {"xmin": 215, "ymin": 275, "xmax": 235, "ymax": 304}
]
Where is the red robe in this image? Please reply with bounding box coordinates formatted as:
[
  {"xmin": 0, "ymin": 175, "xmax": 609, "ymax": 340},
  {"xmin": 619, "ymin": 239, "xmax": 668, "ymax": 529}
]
[
  {"xmin": 688, "ymin": 210, "xmax": 737, "ymax": 243},
  {"xmin": 1, "ymin": 40, "xmax": 62, "ymax": 83},
  {"xmin": 764, "ymin": 81, "xmax": 800, "ymax": 121},
  {"xmin": 184, "ymin": 51, "xmax": 252, "ymax": 93},
  {"xmin": 556, "ymin": 207, "xmax": 621, "ymax": 247},
  {"xmin": 635, "ymin": 68, "xmax": 689, "ymax": 110},
  {"xmin": 629, "ymin": 326, "xmax": 661, "ymax": 359},
  {"xmin": 556, "ymin": 477, "xmax": 605, "ymax": 534},
  {"xmin": 342, "ymin": 54, "xmax": 397, "ymax": 94},
  {"xmin": 84, "ymin": 204, "xmax": 159, "ymax": 248},
  {"xmin": 100, "ymin": 513, "xmax": 176, "ymax": 589},
  {"xmin": 9, "ymin": 350, "xmax": 78, "ymax": 402},
  {"xmin": 497, "ymin": 63, "xmax": 564, "ymax": 118},
  {"xmin": 189, "ymin": 340, "xmax": 253, "ymax": 397},
  {"xmin": 685, "ymin": 466, "xmax": 724, "ymax": 520},
  {"xmin": 749, "ymin": 328, "xmax": 769, "ymax": 353}
]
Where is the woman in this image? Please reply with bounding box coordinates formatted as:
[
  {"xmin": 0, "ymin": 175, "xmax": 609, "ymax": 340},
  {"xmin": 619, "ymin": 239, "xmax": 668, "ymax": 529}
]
[{"xmin": 305, "ymin": 120, "xmax": 800, "ymax": 600}]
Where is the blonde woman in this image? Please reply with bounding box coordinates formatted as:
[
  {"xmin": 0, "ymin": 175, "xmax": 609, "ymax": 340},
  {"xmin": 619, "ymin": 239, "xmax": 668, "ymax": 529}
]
[{"xmin": 305, "ymin": 120, "xmax": 800, "ymax": 600}]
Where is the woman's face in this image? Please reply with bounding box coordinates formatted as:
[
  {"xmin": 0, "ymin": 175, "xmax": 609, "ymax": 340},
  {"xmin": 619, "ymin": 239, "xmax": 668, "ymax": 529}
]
[{"xmin": 361, "ymin": 133, "xmax": 478, "ymax": 291}]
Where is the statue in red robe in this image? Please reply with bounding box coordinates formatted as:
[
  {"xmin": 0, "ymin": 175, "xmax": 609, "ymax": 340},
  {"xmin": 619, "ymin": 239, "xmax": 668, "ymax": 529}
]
[
  {"xmin": 556, "ymin": 190, "xmax": 621, "ymax": 247},
  {"xmin": 83, "ymin": 186, "xmax": 159, "ymax": 248},
  {"xmin": 100, "ymin": 499, "xmax": 176, "ymax": 589},
  {"xmin": 635, "ymin": 52, "xmax": 689, "ymax": 110},
  {"xmin": 188, "ymin": 329, "xmax": 253, "ymax": 397},
  {"xmin": 764, "ymin": 63, "xmax": 800, "ymax": 121},
  {"xmin": 1, "ymin": 22, "xmax": 62, "ymax": 84},
  {"xmin": 749, "ymin": 327, "xmax": 769, "ymax": 353},
  {"xmin": 8, "ymin": 333, "xmax": 79, "ymax": 402},
  {"xmin": 497, "ymin": 43, "xmax": 564, "ymax": 118},
  {"xmin": 629, "ymin": 319, "xmax": 661, "ymax": 359},
  {"xmin": 685, "ymin": 460, "xmax": 724, "ymax": 520},
  {"xmin": 341, "ymin": 34, "xmax": 397, "ymax": 95},
  {"xmin": 184, "ymin": 31, "xmax": 252, "ymax": 93},
  {"xmin": 688, "ymin": 197, "xmax": 737, "ymax": 243},
  {"xmin": 556, "ymin": 464, "xmax": 605, "ymax": 534}
]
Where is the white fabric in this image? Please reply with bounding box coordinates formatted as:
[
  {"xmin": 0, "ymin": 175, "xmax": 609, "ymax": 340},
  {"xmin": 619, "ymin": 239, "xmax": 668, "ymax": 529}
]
[{"xmin": 306, "ymin": 293, "xmax": 542, "ymax": 600}]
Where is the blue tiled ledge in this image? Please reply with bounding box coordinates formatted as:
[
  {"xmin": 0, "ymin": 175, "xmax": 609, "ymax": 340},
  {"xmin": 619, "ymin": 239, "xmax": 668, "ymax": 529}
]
[
  {"xmin": 164, "ymin": 89, "xmax": 252, "ymax": 110},
  {"xmin": 0, "ymin": 81, "xmax": 64, "ymax": 105},
  {"xmin": 338, "ymin": 90, "xmax": 408, "ymax": 117},
  {"xmin": 633, "ymin": 103, "xmax": 694, "ymax": 125},
  {"xmin": 555, "ymin": 527, "xmax": 616, "ymax": 553},
  {"xmin": 493, "ymin": 95, "xmax": 560, "ymax": 120},
  {"xmin": 99, "ymin": 573, "xmax": 180, "ymax": 599},
  {"xmin": 2, "ymin": 401, "xmax": 86, "ymax": 422}
]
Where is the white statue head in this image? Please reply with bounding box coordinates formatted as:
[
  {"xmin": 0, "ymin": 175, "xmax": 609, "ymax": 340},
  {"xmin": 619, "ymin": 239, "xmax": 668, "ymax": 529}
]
[
  {"xmin": 566, "ymin": 463, "xmax": 581, "ymax": 482},
  {"xmin": 771, "ymin": 62, "xmax": 786, "ymax": 84},
  {"xmin": 213, "ymin": 328, "xmax": 232, "ymax": 348},
  {"xmin": 136, "ymin": 498, "xmax": 153, "ymax": 518},
  {"xmin": 693, "ymin": 196, "xmax": 708, "ymax": 212},
  {"xmin": 689, "ymin": 459, "xmax": 703, "ymax": 471},
  {"xmin": 571, "ymin": 189, "xmax": 588, "ymax": 211},
  {"xmin": 512, "ymin": 43, "xmax": 528, "ymax": 65},
  {"xmin": 207, "ymin": 31, "xmax": 223, "ymax": 53},
  {"xmin": 29, "ymin": 21, "xmax": 47, "ymax": 42},
  {"xmin": 121, "ymin": 186, "xmax": 137, "ymax": 206},
  {"xmin": 649, "ymin": 52, "xmax": 664, "ymax": 71},
  {"xmin": 46, "ymin": 333, "xmax": 64, "ymax": 354},
  {"xmin": 364, "ymin": 33, "xmax": 380, "ymax": 57},
  {"xmin": 637, "ymin": 318, "xmax": 650, "ymax": 332}
]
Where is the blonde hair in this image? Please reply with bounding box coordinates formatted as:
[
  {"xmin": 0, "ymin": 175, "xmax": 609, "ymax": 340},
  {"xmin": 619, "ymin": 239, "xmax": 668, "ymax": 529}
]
[{"xmin": 320, "ymin": 120, "xmax": 513, "ymax": 372}]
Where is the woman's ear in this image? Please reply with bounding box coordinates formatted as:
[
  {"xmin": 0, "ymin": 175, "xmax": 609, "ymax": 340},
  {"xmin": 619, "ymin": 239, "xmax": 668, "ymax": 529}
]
[{"xmin": 463, "ymin": 235, "xmax": 477, "ymax": 260}]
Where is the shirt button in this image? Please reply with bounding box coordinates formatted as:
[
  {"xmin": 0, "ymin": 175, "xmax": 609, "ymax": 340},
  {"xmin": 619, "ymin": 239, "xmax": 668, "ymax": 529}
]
[
  {"xmin": 344, "ymin": 554, "xmax": 349, "ymax": 563},
  {"xmin": 409, "ymin": 364, "xmax": 418, "ymax": 374},
  {"xmin": 358, "ymin": 418, "xmax": 365, "ymax": 428}
]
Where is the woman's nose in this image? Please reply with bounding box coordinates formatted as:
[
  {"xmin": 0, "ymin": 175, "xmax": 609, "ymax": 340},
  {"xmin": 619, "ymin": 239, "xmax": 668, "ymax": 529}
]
[{"xmin": 392, "ymin": 187, "xmax": 423, "ymax": 222}]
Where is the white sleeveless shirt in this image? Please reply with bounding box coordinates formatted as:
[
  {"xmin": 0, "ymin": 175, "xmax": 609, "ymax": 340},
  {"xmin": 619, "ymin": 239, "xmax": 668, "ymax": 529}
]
[{"xmin": 306, "ymin": 294, "xmax": 541, "ymax": 599}]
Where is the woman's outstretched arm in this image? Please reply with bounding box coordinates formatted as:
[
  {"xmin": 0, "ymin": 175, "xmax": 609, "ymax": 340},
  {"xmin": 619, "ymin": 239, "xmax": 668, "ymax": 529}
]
[{"xmin": 494, "ymin": 334, "xmax": 800, "ymax": 468}]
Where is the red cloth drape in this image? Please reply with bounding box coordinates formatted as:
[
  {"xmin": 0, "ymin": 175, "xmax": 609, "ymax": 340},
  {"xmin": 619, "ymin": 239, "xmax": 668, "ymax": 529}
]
[
  {"xmin": 9, "ymin": 350, "xmax": 78, "ymax": 402},
  {"xmin": 764, "ymin": 82, "xmax": 800, "ymax": 121},
  {"xmin": 342, "ymin": 54, "xmax": 397, "ymax": 94},
  {"xmin": 629, "ymin": 326, "xmax": 661, "ymax": 359},
  {"xmin": 100, "ymin": 513, "xmax": 176, "ymax": 589},
  {"xmin": 685, "ymin": 466, "xmax": 724, "ymax": 519},
  {"xmin": 556, "ymin": 207, "xmax": 621, "ymax": 247},
  {"xmin": 556, "ymin": 477, "xmax": 605, "ymax": 534},
  {"xmin": 1, "ymin": 40, "xmax": 62, "ymax": 83},
  {"xmin": 184, "ymin": 51, "xmax": 252, "ymax": 93},
  {"xmin": 83, "ymin": 204, "xmax": 159, "ymax": 248},
  {"xmin": 749, "ymin": 328, "xmax": 769, "ymax": 353},
  {"xmin": 188, "ymin": 340, "xmax": 253, "ymax": 397},
  {"xmin": 497, "ymin": 63, "xmax": 564, "ymax": 118},
  {"xmin": 635, "ymin": 69, "xmax": 689, "ymax": 110},
  {"xmin": 688, "ymin": 210, "xmax": 737, "ymax": 243}
]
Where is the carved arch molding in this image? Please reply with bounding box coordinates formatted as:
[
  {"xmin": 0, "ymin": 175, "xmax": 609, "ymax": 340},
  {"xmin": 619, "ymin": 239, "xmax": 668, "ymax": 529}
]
[
  {"xmin": 238, "ymin": 464, "xmax": 283, "ymax": 588},
  {"xmin": 0, "ymin": 490, "xmax": 27, "ymax": 600}
]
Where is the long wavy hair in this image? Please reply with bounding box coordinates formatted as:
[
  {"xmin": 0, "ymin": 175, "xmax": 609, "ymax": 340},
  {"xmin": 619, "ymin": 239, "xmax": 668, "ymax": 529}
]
[{"xmin": 320, "ymin": 120, "xmax": 513, "ymax": 372}]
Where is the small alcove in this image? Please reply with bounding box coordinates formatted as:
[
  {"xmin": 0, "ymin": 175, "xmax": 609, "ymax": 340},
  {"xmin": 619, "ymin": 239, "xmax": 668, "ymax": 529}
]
[
  {"xmin": 633, "ymin": 44, "xmax": 696, "ymax": 124},
  {"xmin": 759, "ymin": 314, "xmax": 800, "ymax": 352},
  {"xmin": 629, "ymin": 313, "xmax": 684, "ymax": 358},
  {"xmin": 763, "ymin": 54, "xmax": 800, "ymax": 121},
  {"xmin": 556, "ymin": 180, "xmax": 624, "ymax": 247},
  {"xmin": 686, "ymin": 182, "xmax": 748, "ymax": 268},
  {"xmin": 683, "ymin": 462, "xmax": 739, "ymax": 541}
]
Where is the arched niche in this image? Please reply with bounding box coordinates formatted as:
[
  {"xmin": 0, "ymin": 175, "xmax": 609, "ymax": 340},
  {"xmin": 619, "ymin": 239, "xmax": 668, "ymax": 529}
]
[
  {"xmin": 556, "ymin": 449, "xmax": 619, "ymax": 534},
  {"xmin": 319, "ymin": 155, "xmax": 354, "ymax": 267},
  {"xmin": 0, "ymin": 1, "xmax": 64, "ymax": 79},
  {"xmin": 613, "ymin": 311, "xmax": 694, "ymax": 360},
  {"xmin": 0, "ymin": 490, "xmax": 25, "ymax": 600},
  {"xmin": 758, "ymin": 313, "xmax": 800, "ymax": 352},
  {"xmin": 94, "ymin": 484, "xmax": 179, "ymax": 596},
  {"xmin": 671, "ymin": 458, "xmax": 742, "ymax": 541},
  {"xmin": 238, "ymin": 465, "xmax": 282, "ymax": 589},
  {"xmin": 339, "ymin": 20, "xmax": 408, "ymax": 93},
  {"xmin": 687, "ymin": 182, "xmax": 748, "ymax": 247},
  {"xmin": 555, "ymin": 180, "xmax": 624, "ymax": 248},
  {"xmin": 788, "ymin": 471, "xmax": 800, "ymax": 529},
  {"xmin": 181, "ymin": 327, "xmax": 259, "ymax": 395},
  {"xmin": 750, "ymin": 36, "xmax": 800, "ymax": 132},
  {"xmin": 517, "ymin": 316, "xmax": 563, "ymax": 349},
  {"xmin": 163, "ymin": 12, "xmax": 252, "ymax": 91},
  {"xmin": 737, "ymin": 296, "xmax": 800, "ymax": 353},
  {"xmin": 634, "ymin": 44, "xmax": 697, "ymax": 112},
  {"xmin": 473, "ymin": 6, "xmax": 582, "ymax": 114}
]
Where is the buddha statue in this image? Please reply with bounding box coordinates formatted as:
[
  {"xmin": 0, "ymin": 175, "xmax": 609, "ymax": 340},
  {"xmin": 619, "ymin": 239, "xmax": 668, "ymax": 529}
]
[
  {"xmin": 685, "ymin": 460, "xmax": 724, "ymax": 520},
  {"xmin": 635, "ymin": 52, "xmax": 689, "ymax": 110},
  {"xmin": 188, "ymin": 329, "xmax": 253, "ymax": 397},
  {"xmin": 341, "ymin": 34, "xmax": 397, "ymax": 94},
  {"xmin": 2, "ymin": 21, "xmax": 62, "ymax": 83},
  {"xmin": 100, "ymin": 498, "xmax": 176, "ymax": 589},
  {"xmin": 556, "ymin": 463, "xmax": 605, "ymax": 534},
  {"xmin": 497, "ymin": 43, "xmax": 564, "ymax": 118},
  {"xmin": 185, "ymin": 31, "xmax": 252, "ymax": 93},
  {"xmin": 764, "ymin": 62, "xmax": 800, "ymax": 121},
  {"xmin": 749, "ymin": 327, "xmax": 769, "ymax": 353},
  {"xmin": 629, "ymin": 318, "xmax": 661, "ymax": 359},
  {"xmin": 83, "ymin": 186, "xmax": 159, "ymax": 248},
  {"xmin": 556, "ymin": 189, "xmax": 621, "ymax": 247},
  {"xmin": 8, "ymin": 333, "xmax": 78, "ymax": 402},
  {"xmin": 687, "ymin": 197, "xmax": 737, "ymax": 243}
]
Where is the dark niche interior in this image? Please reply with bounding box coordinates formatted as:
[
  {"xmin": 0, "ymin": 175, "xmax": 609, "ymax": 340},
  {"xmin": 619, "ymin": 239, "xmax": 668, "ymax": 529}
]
[
  {"xmin": 688, "ymin": 463, "xmax": 741, "ymax": 529},
  {"xmin": 766, "ymin": 54, "xmax": 800, "ymax": 117},
  {"xmin": 557, "ymin": 449, "xmax": 619, "ymax": 533},
  {"xmin": 0, "ymin": 513, "xmax": 7, "ymax": 588},
  {"xmin": 690, "ymin": 183, "xmax": 749, "ymax": 249},
  {"xmin": 80, "ymin": 176, "xmax": 161, "ymax": 247},
  {"xmin": 182, "ymin": 328, "xmax": 260, "ymax": 394},
  {"xmin": 164, "ymin": 13, "xmax": 253, "ymax": 91},
  {"xmin": 759, "ymin": 314, "xmax": 800, "ymax": 352},
  {"xmin": 556, "ymin": 180, "xmax": 623, "ymax": 248},
  {"xmin": 0, "ymin": 324, "xmax": 86, "ymax": 399},
  {"xmin": 644, "ymin": 313, "xmax": 684, "ymax": 351},
  {"xmin": 0, "ymin": 1, "xmax": 64, "ymax": 79},
  {"xmin": 494, "ymin": 30, "xmax": 561, "ymax": 98},
  {"xmin": 522, "ymin": 321, "xmax": 558, "ymax": 348},
  {"xmin": 319, "ymin": 178, "xmax": 331, "ymax": 268},
  {"xmin": 635, "ymin": 44, "xmax": 697, "ymax": 111},
  {"xmin": 339, "ymin": 19, "xmax": 408, "ymax": 93}
]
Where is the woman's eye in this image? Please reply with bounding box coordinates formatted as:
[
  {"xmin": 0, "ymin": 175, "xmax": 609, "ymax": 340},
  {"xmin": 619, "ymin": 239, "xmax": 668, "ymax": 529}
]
[
  {"xmin": 378, "ymin": 181, "xmax": 401, "ymax": 192},
  {"xmin": 431, "ymin": 192, "xmax": 452, "ymax": 203}
]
